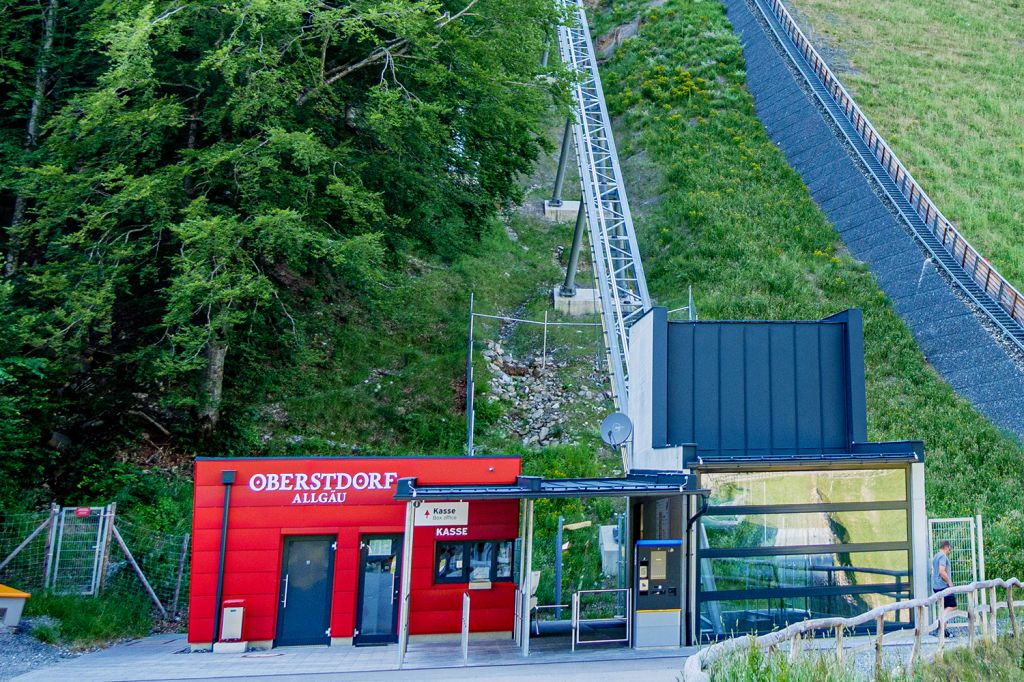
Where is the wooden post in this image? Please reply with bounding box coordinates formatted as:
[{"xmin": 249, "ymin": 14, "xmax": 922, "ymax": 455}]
[
  {"xmin": 98, "ymin": 503, "xmax": 116, "ymax": 591},
  {"xmin": 0, "ymin": 514, "xmax": 52, "ymax": 574},
  {"xmin": 41, "ymin": 503, "xmax": 59, "ymax": 587},
  {"xmin": 989, "ymin": 586, "xmax": 999, "ymax": 643},
  {"xmin": 911, "ymin": 605, "xmax": 923, "ymax": 669},
  {"xmin": 1009, "ymin": 585, "xmax": 1020, "ymax": 640},
  {"xmin": 968, "ymin": 591, "xmax": 977, "ymax": 648},
  {"xmin": 789, "ymin": 632, "xmax": 801, "ymax": 663},
  {"xmin": 111, "ymin": 524, "xmax": 168, "ymax": 619},
  {"xmin": 938, "ymin": 605, "xmax": 946, "ymax": 652},
  {"xmin": 874, "ymin": 615, "xmax": 884, "ymax": 680},
  {"xmin": 834, "ymin": 625, "xmax": 844, "ymax": 664}
]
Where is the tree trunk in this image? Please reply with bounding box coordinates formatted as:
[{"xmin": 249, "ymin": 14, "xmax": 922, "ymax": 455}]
[
  {"xmin": 5, "ymin": 0, "xmax": 59, "ymax": 277},
  {"xmin": 199, "ymin": 340, "xmax": 227, "ymax": 433}
]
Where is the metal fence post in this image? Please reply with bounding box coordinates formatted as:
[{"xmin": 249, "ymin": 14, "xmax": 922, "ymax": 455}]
[
  {"xmin": 171, "ymin": 533, "xmax": 191, "ymax": 619},
  {"xmin": 465, "ymin": 292, "xmax": 475, "ymax": 456}
]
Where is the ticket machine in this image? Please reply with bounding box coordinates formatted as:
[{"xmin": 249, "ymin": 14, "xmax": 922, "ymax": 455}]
[{"xmin": 634, "ymin": 539, "xmax": 683, "ymax": 647}]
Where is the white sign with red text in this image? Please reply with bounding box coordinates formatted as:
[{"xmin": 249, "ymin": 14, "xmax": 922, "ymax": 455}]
[{"xmin": 415, "ymin": 502, "xmax": 469, "ymax": 527}]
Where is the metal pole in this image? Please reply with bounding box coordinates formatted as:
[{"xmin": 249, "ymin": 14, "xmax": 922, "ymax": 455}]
[
  {"xmin": 688, "ymin": 285, "xmax": 696, "ymax": 320},
  {"xmin": 977, "ymin": 514, "xmax": 987, "ymax": 624},
  {"xmin": 212, "ymin": 470, "xmax": 235, "ymax": 646},
  {"xmin": 521, "ymin": 500, "xmax": 534, "ymax": 657},
  {"xmin": 465, "ymin": 292, "xmax": 475, "ymax": 456},
  {"xmin": 554, "ymin": 516, "xmax": 563, "ymax": 619},
  {"xmin": 397, "ymin": 501, "xmax": 416, "ymax": 667},
  {"xmin": 171, "ymin": 533, "xmax": 191, "ymax": 619},
  {"xmin": 549, "ymin": 118, "xmax": 572, "ymax": 207},
  {"xmin": 542, "ymin": 311, "xmax": 548, "ymax": 371},
  {"xmin": 559, "ymin": 199, "xmax": 586, "ymax": 297}
]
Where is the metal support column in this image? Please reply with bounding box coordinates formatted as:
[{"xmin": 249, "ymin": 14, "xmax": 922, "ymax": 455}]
[
  {"xmin": 559, "ymin": 199, "xmax": 586, "ymax": 297},
  {"xmin": 520, "ymin": 500, "xmax": 534, "ymax": 657},
  {"xmin": 554, "ymin": 516, "xmax": 564, "ymax": 619},
  {"xmin": 465, "ymin": 292, "xmax": 475, "ymax": 455},
  {"xmin": 397, "ymin": 501, "xmax": 416, "ymax": 667},
  {"xmin": 550, "ymin": 118, "xmax": 572, "ymax": 207}
]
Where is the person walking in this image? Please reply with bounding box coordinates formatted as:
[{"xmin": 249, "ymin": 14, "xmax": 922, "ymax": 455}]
[{"xmin": 932, "ymin": 540, "xmax": 957, "ymax": 636}]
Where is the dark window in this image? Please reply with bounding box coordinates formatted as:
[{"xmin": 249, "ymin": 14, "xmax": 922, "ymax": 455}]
[{"xmin": 435, "ymin": 540, "xmax": 513, "ymax": 584}]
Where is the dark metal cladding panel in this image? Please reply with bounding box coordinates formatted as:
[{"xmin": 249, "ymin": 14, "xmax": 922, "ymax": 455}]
[
  {"xmin": 819, "ymin": 324, "xmax": 849, "ymax": 450},
  {"xmin": 743, "ymin": 325, "xmax": 773, "ymax": 459},
  {"xmin": 719, "ymin": 325, "xmax": 747, "ymax": 452},
  {"xmin": 768, "ymin": 325, "xmax": 798, "ymax": 455},
  {"xmin": 692, "ymin": 326, "xmax": 721, "ymax": 453},
  {"xmin": 666, "ymin": 323, "xmax": 695, "ymax": 446},
  {"xmin": 795, "ymin": 325, "xmax": 823, "ymax": 452},
  {"xmin": 664, "ymin": 313, "xmax": 862, "ymax": 458}
]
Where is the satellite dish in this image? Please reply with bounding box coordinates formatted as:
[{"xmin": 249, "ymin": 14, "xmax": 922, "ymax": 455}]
[{"xmin": 600, "ymin": 412, "xmax": 633, "ymax": 447}]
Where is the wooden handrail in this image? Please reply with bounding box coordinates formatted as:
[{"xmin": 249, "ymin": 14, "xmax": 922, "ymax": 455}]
[
  {"xmin": 682, "ymin": 577, "xmax": 1024, "ymax": 681},
  {"xmin": 759, "ymin": 0, "xmax": 1024, "ymax": 333}
]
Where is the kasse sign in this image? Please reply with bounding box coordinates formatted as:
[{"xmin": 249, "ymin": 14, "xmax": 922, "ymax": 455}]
[
  {"xmin": 247, "ymin": 471, "xmax": 399, "ymax": 505},
  {"xmin": 415, "ymin": 502, "xmax": 469, "ymax": 527}
]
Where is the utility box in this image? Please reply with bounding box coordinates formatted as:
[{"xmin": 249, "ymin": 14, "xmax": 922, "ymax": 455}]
[
  {"xmin": 599, "ymin": 525, "xmax": 619, "ymax": 576},
  {"xmin": 221, "ymin": 599, "xmax": 245, "ymax": 641},
  {"xmin": 634, "ymin": 540, "xmax": 682, "ymax": 647},
  {"xmin": 0, "ymin": 585, "xmax": 30, "ymax": 629},
  {"xmin": 212, "ymin": 599, "xmax": 248, "ymax": 653}
]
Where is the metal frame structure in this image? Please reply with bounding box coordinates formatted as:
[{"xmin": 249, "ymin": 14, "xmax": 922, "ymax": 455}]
[
  {"xmin": 694, "ymin": 462, "xmax": 918, "ymax": 641},
  {"xmin": 556, "ymin": 0, "xmax": 652, "ymax": 409}
]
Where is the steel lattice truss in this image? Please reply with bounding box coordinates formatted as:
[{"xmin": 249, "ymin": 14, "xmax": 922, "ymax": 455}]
[{"xmin": 557, "ymin": 0, "xmax": 651, "ymax": 408}]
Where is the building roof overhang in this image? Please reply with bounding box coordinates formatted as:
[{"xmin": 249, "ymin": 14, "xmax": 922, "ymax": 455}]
[{"xmin": 394, "ymin": 470, "xmax": 707, "ymax": 501}]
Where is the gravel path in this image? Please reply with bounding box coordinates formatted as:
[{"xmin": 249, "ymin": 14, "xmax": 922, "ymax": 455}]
[{"xmin": 0, "ymin": 622, "xmax": 74, "ymax": 682}]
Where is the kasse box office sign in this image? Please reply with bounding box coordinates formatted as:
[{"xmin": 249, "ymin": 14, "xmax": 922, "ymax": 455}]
[
  {"xmin": 246, "ymin": 470, "xmax": 399, "ymax": 505},
  {"xmin": 415, "ymin": 502, "xmax": 470, "ymax": 537}
]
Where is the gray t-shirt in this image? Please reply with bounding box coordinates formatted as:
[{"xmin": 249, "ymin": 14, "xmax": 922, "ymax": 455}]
[{"xmin": 932, "ymin": 551, "xmax": 951, "ymax": 590}]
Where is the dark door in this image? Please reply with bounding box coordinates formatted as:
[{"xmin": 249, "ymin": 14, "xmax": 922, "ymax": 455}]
[
  {"xmin": 354, "ymin": 534, "xmax": 403, "ymax": 645},
  {"xmin": 275, "ymin": 535, "xmax": 336, "ymax": 646}
]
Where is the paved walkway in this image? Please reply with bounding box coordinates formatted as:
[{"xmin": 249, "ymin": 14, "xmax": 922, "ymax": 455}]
[
  {"xmin": 12, "ymin": 634, "xmax": 695, "ymax": 682},
  {"xmin": 721, "ymin": 0, "xmax": 1024, "ymax": 438}
]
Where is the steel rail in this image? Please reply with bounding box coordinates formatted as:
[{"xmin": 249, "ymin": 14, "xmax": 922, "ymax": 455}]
[
  {"xmin": 750, "ymin": 0, "xmax": 1024, "ymax": 352},
  {"xmin": 556, "ymin": 0, "xmax": 652, "ymax": 414}
]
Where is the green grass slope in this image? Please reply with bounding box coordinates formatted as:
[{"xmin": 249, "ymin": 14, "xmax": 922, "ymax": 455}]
[
  {"xmin": 592, "ymin": 0, "xmax": 1024, "ymax": 579},
  {"xmin": 783, "ymin": 0, "xmax": 1024, "ymax": 287}
]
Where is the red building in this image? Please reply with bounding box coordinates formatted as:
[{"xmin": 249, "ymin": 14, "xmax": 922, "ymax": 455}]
[{"xmin": 188, "ymin": 455, "xmax": 521, "ymax": 649}]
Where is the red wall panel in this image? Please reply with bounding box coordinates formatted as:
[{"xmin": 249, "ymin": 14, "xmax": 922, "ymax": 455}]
[{"xmin": 188, "ymin": 456, "xmax": 520, "ymax": 644}]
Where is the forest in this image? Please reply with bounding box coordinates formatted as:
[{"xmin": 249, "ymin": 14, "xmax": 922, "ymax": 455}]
[{"xmin": 0, "ymin": 0, "xmax": 565, "ymax": 510}]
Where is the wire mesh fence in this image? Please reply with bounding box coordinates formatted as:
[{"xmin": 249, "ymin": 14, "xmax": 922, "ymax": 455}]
[
  {"xmin": 0, "ymin": 509, "xmax": 52, "ymax": 590},
  {"xmin": 0, "ymin": 505, "xmax": 190, "ymax": 622},
  {"xmin": 111, "ymin": 518, "xmax": 191, "ymax": 620}
]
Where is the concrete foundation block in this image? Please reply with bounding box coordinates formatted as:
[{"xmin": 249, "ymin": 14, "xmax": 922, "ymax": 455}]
[
  {"xmin": 552, "ymin": 287, "xmax": 599, "ymax": 316},
  {"xmin": 212, "ymin": 641, "xmax": 248, "ymax": 654},
  {"xmin": 543, "ymin": 200, "xmax": 580, "ymax": 222}
]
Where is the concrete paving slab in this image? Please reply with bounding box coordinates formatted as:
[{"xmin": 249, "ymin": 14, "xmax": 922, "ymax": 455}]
[{"xmin": 11, "ymin": 634, "xmax": 697, "ymax": 682}]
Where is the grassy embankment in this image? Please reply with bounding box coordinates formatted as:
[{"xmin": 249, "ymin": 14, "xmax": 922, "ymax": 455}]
[
  {"xmin": 591, "ymin": 0, "xmax": 1024, "ymax": 580},
  {"xmin": 785, "ymin": 0, "xmax": 1024, "ymax": 286}
]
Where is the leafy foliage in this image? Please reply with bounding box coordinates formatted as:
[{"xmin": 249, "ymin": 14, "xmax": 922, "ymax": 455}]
[{"xmin": 0, "ymin": 0, "xmax": 562, "ymax": 504}]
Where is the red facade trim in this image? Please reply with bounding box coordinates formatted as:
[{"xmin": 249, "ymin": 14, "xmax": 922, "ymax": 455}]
[{"xmin": 188, "ymin": 456, "xmax": 521, "ymax": 644}]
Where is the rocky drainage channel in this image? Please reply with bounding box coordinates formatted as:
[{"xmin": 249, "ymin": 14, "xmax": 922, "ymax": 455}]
[{"xmin": 482, "ymin": 339, "xmax": 611, "ymax": 448}]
